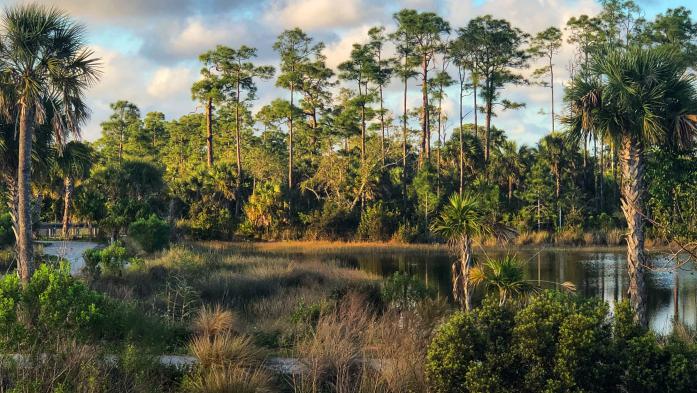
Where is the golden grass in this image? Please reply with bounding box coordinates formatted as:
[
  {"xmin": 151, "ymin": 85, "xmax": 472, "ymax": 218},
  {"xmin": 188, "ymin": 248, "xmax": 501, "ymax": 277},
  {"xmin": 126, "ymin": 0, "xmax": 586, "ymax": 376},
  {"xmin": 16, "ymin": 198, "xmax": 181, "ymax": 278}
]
[
  {"xmin": 186, "ymin": 366, "xmax": 274, "ymax": 393},
  {"xmin": 189, "ymin": 334, "xmax": 264, "ymax": 369},
  {"xmin": 194, "ymin": 305, "xmax": 237, "ymax": 337},
  {"xmin": 200, "ymin": 240, "xmax": 448, "ymax": 255}
]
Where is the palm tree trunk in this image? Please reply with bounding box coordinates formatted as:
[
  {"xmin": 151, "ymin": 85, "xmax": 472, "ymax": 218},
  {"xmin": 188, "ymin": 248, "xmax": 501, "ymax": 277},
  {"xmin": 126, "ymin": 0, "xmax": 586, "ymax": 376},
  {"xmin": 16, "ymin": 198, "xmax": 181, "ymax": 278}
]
[
  {"xmin": 17, "ymin": 104, "xmax": 35, "ymax": 284},
  {"xmin": 452, "ymin": 239, "xmax": 464, "ymax": 307},
  {"xmin": 619, "ymin": 133, "xmax": 648, "ymax": 327},
  {"xmin": 461, "ymin": 236, "xmax": 473, "ymax": 311},
  {"xmin": 206, "ymin": 98, "xmax": 214, "ymax": 167},
  {"xmin": 62, "ymin": 177, "xmax": 74, "ymax": 239}
]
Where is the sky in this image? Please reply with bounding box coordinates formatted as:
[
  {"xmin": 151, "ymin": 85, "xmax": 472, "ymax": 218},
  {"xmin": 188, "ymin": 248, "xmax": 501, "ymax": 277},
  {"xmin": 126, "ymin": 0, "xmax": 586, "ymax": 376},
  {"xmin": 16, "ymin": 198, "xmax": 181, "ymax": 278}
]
[{"xmin": 2, "ymin": 0, "xmax": 694, "ymax": 146}]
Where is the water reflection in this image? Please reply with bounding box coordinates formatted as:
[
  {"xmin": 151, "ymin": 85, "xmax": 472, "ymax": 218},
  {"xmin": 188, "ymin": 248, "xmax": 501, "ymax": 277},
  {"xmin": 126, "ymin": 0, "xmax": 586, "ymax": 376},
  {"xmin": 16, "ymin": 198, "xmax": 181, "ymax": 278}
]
[{"xmin": 313, "ymin": 249, "xmax": 696, "ymax": 335}]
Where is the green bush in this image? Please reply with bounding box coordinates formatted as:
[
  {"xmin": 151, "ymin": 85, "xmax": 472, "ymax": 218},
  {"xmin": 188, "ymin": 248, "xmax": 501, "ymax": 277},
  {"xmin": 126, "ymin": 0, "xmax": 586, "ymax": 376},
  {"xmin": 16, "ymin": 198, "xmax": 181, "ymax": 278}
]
[
  {"xmin": 426, "ymin": 293, "xmax": 697, "ymax": 393},
  {"xmin": 382, "ymin": 271, "xmax": 434, "ymax": 311},
  {"xmin": 356, "ymin": 202, "xmax": 394, "ymax": 241},
  {"xmin": 0, "ymin": 263, "xmax": 107, "ymax": 348},
  {"xmin": 128, "ymin": 214, "xmax": 170, "ymax": 253},
  {"xmin": 0, "ymin": 213, "xmax": 13, "ymax": 246},
  {"xmin": 83, "ymin": 242, "xmax": 129, "ymax": 277}
]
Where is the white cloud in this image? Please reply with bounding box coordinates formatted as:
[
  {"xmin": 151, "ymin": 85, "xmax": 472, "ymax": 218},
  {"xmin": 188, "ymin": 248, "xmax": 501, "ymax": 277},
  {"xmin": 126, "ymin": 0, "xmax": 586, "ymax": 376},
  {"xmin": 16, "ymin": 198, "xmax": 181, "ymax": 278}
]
[
  {"xmin": 147, "ymin": 67, "xmax": 195, "ymax": 98},
  {"xmin": 264, "ymin": 0, "xmax": 383, "ymax": 30},
  {"xmin": 323, "ymin": 25, "xmax": 373, "ymax": 69}
]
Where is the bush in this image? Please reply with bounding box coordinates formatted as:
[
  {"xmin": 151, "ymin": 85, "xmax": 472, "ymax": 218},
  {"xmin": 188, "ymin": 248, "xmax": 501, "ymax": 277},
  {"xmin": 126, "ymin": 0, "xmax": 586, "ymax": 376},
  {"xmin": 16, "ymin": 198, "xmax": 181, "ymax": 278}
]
[
  {"xmin": 426, "ymin": 293, "xmax": 697, "ymax": 393},
  {"xmin": 0, "ymin": 263, "xmax": 108, "ymax": 348},
  {"xmin": 301, "ymin": 200, "xmax": 356, "ymax": 240},
  {"xmin": 391, "ymin": 222, "xmax": 419, "ymax": 243},
  {"xmin": 382, "ymin": 271, "xmax": 434, "ymax": 311},
  {"xmin": 128, "ymin": 214, "xmax": 170, "ymax": 253},
  {"xmin": 83, "ymin": 242, "xmax": 129, "ymax": 277},
  {"xmin": 356, "ymin": 202, "xmax": 394, "ymax": 241},
  {"xmin": 0, "ymin": 213, "xmax": 13, "ymax": 246}
]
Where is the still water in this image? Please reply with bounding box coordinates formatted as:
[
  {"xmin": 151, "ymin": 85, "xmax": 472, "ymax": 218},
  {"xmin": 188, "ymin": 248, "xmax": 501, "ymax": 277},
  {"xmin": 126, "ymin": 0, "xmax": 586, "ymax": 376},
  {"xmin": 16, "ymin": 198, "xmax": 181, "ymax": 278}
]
[{"xmin": 308, "ymin": 249, "xmax": 696, "ymax": 334}]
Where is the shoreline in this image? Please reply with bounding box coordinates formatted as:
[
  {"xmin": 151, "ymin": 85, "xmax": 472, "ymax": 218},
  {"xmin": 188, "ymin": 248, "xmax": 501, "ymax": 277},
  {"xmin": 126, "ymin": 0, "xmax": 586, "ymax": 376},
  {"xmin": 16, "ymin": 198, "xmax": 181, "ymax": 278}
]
[{"xmin": 196, "ymin": 240, "xmax": 662, "ymax": 254}]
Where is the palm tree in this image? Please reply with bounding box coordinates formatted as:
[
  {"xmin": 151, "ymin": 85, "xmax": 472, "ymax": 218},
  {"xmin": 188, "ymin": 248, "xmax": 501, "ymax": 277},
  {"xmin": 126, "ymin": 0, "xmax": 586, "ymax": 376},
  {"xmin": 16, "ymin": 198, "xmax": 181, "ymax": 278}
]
[
  {"xmin": 564, "ymin": 46, "xmax": 697, "ymax": 326},
  {"xmin": 432, "ymin": 193, "xmax": 514, "ymax": 311},
  {"xmin": 54, "ymin": 141, "xmax": 92, "ymax": 239},
  {"xmin": 469, "ymin": 256, "xmax": 532, "ymax": 305},
  {"xmin": 0, "ymin": 5, "xmax": 100, "ymax": 283},
  {"xmin": 469, "ymin": 255, "xmax": 576, "ymax": 305}
]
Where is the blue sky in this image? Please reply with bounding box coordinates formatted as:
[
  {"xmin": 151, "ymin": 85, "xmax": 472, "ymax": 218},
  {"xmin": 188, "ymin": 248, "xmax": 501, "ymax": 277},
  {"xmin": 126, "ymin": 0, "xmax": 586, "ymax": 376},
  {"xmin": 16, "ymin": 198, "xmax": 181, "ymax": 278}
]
[{"xmin": 3, "ymin": 0, "xmax": 694, "ymax": 146}]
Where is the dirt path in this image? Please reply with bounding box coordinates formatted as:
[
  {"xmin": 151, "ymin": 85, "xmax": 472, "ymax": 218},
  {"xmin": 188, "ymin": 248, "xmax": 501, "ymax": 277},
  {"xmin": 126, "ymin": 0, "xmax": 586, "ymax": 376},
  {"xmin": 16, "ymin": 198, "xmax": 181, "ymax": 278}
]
[{"xmin": 37, "ymin": 240, "xmax": 99, "ymax": 275}]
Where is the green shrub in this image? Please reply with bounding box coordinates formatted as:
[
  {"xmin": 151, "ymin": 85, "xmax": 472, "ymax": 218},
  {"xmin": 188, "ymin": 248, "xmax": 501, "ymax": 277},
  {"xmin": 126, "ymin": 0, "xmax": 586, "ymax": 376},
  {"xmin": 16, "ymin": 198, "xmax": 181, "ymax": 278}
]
[
  {"xmin": 382, "ymin": 271, "xmax": 434, "ymax": 311},
  {"xmin": 0, "ymin": 213, "xmax": 13, "ymax": 246},
  {"xmin": 128, "ymin": 214, "xmax": 171, "ymax": 253},
  {"xmin": 392, "ymin": 222, "xmax": 419, "ymax": 243},
  {"xmin": 0, "ymin": 263, "xmax": 108, "ymax": 348},
  {"xmin": 83, "ymin": 242, "xmax": 129, "ymax": 277},
  {"xmin": 356, "ymin": 202, "xmax": 394, "ymax": 241},
  {"xmin": 426, "ymin": 293, "xmax": 697, "ymax": 393}
]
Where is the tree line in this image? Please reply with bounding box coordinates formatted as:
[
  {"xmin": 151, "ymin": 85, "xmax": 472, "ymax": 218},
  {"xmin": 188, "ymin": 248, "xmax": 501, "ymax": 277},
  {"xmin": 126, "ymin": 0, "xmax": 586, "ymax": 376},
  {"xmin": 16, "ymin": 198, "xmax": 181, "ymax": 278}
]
[{"xmin": 1, "ymin": 1, "xmax": 696, "ymax": 327}]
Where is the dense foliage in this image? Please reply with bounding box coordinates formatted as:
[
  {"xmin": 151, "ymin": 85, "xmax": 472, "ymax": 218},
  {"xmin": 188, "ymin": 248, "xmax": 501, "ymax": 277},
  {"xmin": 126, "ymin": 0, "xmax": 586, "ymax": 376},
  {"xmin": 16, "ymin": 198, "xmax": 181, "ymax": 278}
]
[
  {"xmin": 426, "ymin": 293, "xmax": 697, "ymax": 393},
  {"xmin": 4, "ymin": 1, "xmax": 692, "ymax": 247}
]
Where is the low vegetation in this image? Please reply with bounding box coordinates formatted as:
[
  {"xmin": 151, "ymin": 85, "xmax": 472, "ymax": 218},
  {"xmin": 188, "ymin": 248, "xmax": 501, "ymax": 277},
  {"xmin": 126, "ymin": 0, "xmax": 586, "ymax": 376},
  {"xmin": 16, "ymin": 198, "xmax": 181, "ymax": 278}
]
[{"xmin": 0, "ymin": 244, "xmax": 692, "ymax": 391}]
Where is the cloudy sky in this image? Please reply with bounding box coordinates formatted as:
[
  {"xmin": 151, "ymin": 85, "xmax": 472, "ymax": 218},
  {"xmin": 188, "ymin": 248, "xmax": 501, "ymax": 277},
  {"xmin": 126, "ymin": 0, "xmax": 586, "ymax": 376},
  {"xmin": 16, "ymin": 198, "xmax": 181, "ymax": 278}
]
[{"xmin": 3, "ymin": 0, "xmax": 693, "ymax": 145}]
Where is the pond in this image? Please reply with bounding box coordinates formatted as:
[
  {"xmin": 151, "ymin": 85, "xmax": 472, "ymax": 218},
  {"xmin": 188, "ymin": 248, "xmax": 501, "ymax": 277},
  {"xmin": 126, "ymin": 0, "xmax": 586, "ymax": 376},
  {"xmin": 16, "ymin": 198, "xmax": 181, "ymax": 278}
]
[{"xmin": 295, "ymin": 248, "xmax": 696, "ymax": 335}]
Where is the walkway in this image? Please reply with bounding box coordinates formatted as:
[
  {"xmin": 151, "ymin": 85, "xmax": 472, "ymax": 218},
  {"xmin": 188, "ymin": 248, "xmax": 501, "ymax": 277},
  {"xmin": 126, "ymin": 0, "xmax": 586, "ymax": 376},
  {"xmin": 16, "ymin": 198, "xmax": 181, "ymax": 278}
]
[{"xmin": 37, "ymin": 240, "xmax": 99, "ymax": 275}]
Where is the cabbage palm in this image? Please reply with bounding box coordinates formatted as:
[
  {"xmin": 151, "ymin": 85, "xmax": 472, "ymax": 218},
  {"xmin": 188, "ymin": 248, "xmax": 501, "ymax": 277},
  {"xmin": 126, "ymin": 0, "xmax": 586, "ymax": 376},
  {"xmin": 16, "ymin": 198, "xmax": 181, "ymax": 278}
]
[
  {"xmin": 54, "ymin": 141, "xmax": 92, "ymax": 238},
  {"xmin": 0, "ymin": 5, "xmax": 100, "ymax": 283},
  {"xmin": 564, "ymin": 46, "xmax": 697, "ymax": 326},
  {"xmin": 470, "ymin": 255, "xmax": 575, "ymax": 305},
  {"xmin": 469, "ymin": 256, "xmax": 532, "ymax": 305},
  {"xmin": 432, "ymin": 193, "xmax": 514, "ymax": 311}
]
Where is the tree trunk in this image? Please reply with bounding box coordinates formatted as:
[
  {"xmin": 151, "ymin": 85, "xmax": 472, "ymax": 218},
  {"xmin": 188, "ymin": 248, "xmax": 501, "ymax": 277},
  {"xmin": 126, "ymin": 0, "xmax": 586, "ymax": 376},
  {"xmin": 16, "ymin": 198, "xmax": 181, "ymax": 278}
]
[
  {"xmin": 508, "ymin": 176, "xmax": 513, "ymax": 201},
  {"xmin": 550, "ymin": 55, "xmax": 555, "ymax": 133},
  {"xmin": 289, "ymin": 83, "xmax": 294, "ymax": 190},
  {"xmin": 359, "ymin": 81, "xmax": 366, "ymax": 163},
  {"xmin": 421, "ymin": 54, "xmax": 429, "ymax": 163},
  {"xmin": 473, "ymin": 77, "xmax": 478, "ymax": 141},
  {"xmin": 619, "ymin": 133, "xmax": 648, "ymax": 327},
  {"xmin": 459, "ymin": 68, "xmax": 464, "ymax": 195},
  {"xmin": 17, "ymin": 104, "xmax": 35, "ymax": 284},
  {"xmin": 235, "ymin": 80, "xmax": 243, "ymax": 218},
  {"xmin": 380, "ymin": 86, "xmax": 385, "ymax": 165},
  {"xmin": 600, "ymin": 140, "xmax": 604, "ymax": 211},
  {"xmin": 485, "ymin": 95, "xmax": 492, "ymax": 162},
  {"xmin": 402, "ymin": 73, "xmax": 408, "ymax": 213},
  {"xmin": 461, "ymin": 236, "xmax": 473, "ymax": 311},
  {"xmin": 436, "ymin": 85, "xmax": 443, "ymax": 198},
  {"xmin": 62, "ymin": 177, "xmax": 74, "ymax": 239},
  {"xmin": 119, "ymin": 126, "xmax": 124, "ymax": 162},
  {"xmin": 206, "ymin": 98, "xmax": 214, "ymax": 167}
]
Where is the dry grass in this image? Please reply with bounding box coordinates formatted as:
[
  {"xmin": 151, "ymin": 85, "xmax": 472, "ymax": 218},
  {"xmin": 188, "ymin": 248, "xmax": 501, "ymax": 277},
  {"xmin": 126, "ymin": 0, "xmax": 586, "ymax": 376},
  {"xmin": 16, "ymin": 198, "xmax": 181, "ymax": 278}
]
[
  {"xmin": 189, "ymin": 334, "xmax": 264, "ymax": 369},
  {"xmin": 203, "ymin": 240, "xmax": 447, "ymax": 255},
  {"xmin": 185, "ymin": 366, "xmax": 275, "ymax": 393},
  {"xmin": 194, "ymin": 305, "xmax": 238, "ymax": 337},
  {"xmin": 291, "ymin": 293, "xmax": 442, "ymax": 393}
]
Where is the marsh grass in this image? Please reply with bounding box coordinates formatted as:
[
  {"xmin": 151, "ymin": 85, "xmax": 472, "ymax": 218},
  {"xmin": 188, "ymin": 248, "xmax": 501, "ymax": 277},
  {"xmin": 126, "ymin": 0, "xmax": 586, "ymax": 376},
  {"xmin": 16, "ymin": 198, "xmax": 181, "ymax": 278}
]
[
  {"xmin": 291, "ymin": 292, "xmax": 444, "ymax": 393},
  {"xmin": 91, "ymin": 244, "xmax": 381, "ymax": 353}
]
